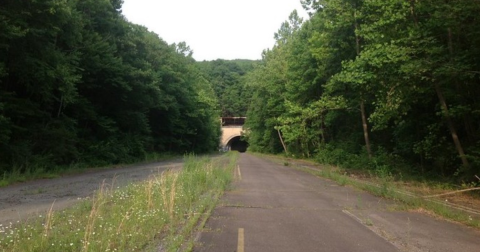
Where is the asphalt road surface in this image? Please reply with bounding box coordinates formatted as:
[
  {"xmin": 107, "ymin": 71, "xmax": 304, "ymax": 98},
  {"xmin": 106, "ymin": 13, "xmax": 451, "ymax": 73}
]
[{"xmin": 195, "ymin": 153, "xmax": 480, "ymax": 252}]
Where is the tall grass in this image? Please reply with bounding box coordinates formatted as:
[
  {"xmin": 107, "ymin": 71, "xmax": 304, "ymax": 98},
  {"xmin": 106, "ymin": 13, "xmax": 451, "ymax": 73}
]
[{"xmin": 0, "ymin": 152, "xmax": 238, "ymax": 252}]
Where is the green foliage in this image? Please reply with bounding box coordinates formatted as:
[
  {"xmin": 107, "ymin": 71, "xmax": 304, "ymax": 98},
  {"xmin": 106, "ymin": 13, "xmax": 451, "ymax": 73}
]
[
  {"xmin": 0, "ymin": 153, "xmax": 238, "ymax": 251},
  {"xmin": 245, "ymin": 1, "xmax": 480, "ymax": 183},
  {"xmin": 197, "ymin": 59, "xmax": 257, "ymax": 117},
  {"xmin": 0, "ymin": 0, "xmax": 221, "ymax": 174}
]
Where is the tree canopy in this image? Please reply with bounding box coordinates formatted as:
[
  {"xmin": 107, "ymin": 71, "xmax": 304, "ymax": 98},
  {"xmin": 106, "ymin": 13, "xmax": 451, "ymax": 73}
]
[
  {"xmin": 2, "ymin": 0, "xmax": 480, "ymax": 182},
  {"xmin": 245, "ymin": 0, "xmax": 480, "ymax": 181},
  {"xmin": 197, "ymin": 59, "xmax": 257, "ymax": 117},
  {"xmin": 0, "ymin": 0, "xmax": 221, "ymax": 172}
]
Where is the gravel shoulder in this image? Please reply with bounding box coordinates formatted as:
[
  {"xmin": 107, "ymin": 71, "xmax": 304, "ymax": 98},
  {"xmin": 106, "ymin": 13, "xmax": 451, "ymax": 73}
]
[{"xmin": 0, "ymin": 159, "xmax": 183, "ymax": 226}]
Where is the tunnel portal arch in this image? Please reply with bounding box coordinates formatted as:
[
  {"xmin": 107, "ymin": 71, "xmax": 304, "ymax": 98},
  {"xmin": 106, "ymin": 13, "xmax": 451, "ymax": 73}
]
[
  {"xmin": 225, "ymin": 135, "xmax": 248, "ymax": 152},
  {"xmin": 221, "ymin": 117, "xmax": 247, "ymax": 152}
]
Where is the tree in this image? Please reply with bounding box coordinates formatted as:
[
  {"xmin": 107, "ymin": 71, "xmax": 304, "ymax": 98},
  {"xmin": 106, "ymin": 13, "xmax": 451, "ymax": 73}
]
[
  {"xmin": 0, "ymin": 0, "xmax": 222, "ymax": 173},
  {"xmin": 245, "ymin": 0, "xmax": 480, "ymax": 179},
  {"xmin": 197, "ymin": 59, "xmax": 256, "ymax": 117}
]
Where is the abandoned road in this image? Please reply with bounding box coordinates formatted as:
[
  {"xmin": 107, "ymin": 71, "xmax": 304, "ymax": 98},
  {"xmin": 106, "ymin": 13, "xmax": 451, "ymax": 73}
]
[
  {"xmin": 195, "ymin": 153, "xmax": 480, "ymax": 252},
  {"xmin": 0, "ymin": 159, "xmax": 183, "ymax": 226}
]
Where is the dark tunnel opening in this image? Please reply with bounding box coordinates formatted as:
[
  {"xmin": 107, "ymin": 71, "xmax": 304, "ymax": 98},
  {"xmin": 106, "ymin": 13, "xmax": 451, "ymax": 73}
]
[{"xmin": 227, "ymin": 136, "xmax": 248, "ymax": 153}]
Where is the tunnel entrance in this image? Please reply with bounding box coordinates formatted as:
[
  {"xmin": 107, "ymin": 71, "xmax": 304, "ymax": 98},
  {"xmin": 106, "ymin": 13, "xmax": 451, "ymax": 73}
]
[{"xmin": 227, "ymin": 136, "xmax": 248, "ymax": 152}]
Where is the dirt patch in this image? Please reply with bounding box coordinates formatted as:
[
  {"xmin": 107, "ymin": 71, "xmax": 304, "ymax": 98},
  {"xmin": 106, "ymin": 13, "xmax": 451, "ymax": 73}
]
[{"xmin": 0, "ymin": 159, "xmax": 183, "ymax": 226}]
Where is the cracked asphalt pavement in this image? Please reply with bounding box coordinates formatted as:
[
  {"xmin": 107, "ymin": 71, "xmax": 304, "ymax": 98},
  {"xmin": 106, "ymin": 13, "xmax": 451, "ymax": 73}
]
[{"xmin": 195, "ymin": 153, "xmax": 480, "ymax": 252}]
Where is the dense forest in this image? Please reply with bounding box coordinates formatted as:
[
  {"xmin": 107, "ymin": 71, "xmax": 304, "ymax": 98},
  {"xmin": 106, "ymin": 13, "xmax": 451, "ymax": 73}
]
[
  {"xmin": 197, "ymin": 59, "xmax": 256, "ymax": 117},
  {"xmin": 2, "ymin": 0, "xmax": 479, "ymax": 183},
  {"xmin": 0, "ymin": 0, "xmax": 221, "ymax": 173},
  {"xmin": 245, "ymin": 0, "xmax": 480, "ymax": 181}
]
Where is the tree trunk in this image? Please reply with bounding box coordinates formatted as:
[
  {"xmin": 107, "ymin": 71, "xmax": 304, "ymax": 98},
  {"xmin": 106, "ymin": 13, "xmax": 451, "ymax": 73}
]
[
  {"xmin": 57, "ymin": 94, "xmax": 64, "ymax": 118},
  {"xmin": 277, "ymin": 128, "xmax": 288, "ymax": 154},
  {"xmin": 409, "ymin": 0, "xmax": 418, "ymax": 24},
  {"xmin": 442, "ymin": 25, "xmax": 469, "ymax": 168},
  {"xmin": 409, "ymin": 1, "xmax": 469, "ymax": 168},
  {"xmin": 354, "ymin": 10, "xmax": 372, "ymax": 158},
  {"xmin": 320, "ymin": 114, "xmax": 326, "ymax": 145},
  {"xmin": 360, "ymin": 100, "xmax": 372, "ymax": 158},
  {"xmin": 434, "ymin": 82, "xmax": 469, "ymax": 168}
]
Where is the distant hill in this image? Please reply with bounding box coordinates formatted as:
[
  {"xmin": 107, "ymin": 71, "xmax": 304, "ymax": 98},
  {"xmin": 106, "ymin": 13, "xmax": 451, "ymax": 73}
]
[{"xmin": 197, "ymin": 59, "xmax": 259, "ymax": 117}]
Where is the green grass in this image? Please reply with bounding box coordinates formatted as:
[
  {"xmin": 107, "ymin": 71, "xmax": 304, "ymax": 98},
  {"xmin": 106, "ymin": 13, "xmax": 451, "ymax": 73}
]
[{"xmin": 0, "ymin": 152, "xmax": 238, "ymax": 252}]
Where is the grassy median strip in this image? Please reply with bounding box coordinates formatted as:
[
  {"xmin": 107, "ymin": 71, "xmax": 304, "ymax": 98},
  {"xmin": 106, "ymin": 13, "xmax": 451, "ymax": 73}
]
[{"xmin": 0, "ymin": 152, "xmax": 238, "ymax": 252}]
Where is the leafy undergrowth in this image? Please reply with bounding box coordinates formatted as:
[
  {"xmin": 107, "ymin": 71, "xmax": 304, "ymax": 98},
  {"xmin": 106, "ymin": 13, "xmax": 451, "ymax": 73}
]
[
  {"xmin": 0, "ymin": 153, "xmax": 238, "ymax": 252},
  {"xmin": 261, "ymin": 153, "xmax": 480, "ymax": 229}
]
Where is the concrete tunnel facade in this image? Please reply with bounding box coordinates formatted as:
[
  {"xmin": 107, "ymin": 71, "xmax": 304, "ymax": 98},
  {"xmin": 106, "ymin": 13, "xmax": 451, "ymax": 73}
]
[{"xmin": 221, "ymin": 117, "xmax": 248, "ymax": 152}]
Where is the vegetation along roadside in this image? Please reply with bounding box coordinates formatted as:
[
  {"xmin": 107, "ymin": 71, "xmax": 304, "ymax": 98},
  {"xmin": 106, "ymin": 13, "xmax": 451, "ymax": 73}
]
[
  {"xmin": 261, "ymin": 153, "xmax": 480, "ymax": 229},
  {"xmin": 241, "ymin": 0, "xmax": 480, "ymax": 228},
  {"xmin": 0, "ymin": 153, "xmax": 238, "ymax": 252}
]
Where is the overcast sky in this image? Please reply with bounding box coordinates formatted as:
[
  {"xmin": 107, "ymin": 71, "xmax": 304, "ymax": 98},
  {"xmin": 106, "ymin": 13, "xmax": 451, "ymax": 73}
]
[{"xmin": 121, "ymin": 0, "xmax": 308, "ymax": 61}]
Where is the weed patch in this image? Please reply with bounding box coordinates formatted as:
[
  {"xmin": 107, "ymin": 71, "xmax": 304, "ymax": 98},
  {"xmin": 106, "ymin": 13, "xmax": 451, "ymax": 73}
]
[{"xmin": 0, "ymin": 152, "xmax": 238, "ymax": 252}]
